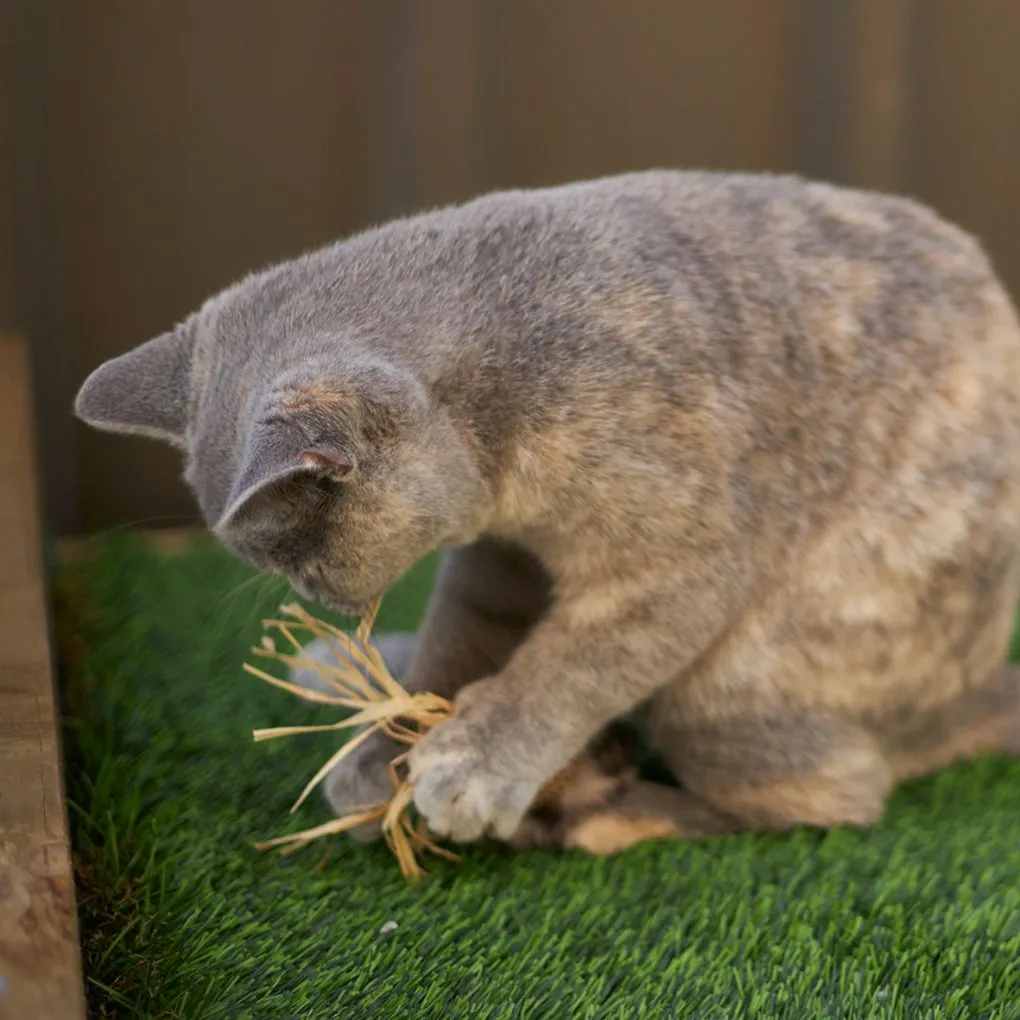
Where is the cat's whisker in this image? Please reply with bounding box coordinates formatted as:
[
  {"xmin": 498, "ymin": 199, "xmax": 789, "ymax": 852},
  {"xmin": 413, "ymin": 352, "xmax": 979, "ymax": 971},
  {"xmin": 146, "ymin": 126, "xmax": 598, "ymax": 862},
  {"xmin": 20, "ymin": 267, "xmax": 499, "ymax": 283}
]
[
  {"xmin": 218, "ymin": 570, "xmax": 287, "ymax": 609},
  {"xmin": 205, "ymin": 572, "xmax": 292, "ymax": 651},
  {"xmin": 87, "ymin": 515, "xmax": 189, "ymax": 540}
]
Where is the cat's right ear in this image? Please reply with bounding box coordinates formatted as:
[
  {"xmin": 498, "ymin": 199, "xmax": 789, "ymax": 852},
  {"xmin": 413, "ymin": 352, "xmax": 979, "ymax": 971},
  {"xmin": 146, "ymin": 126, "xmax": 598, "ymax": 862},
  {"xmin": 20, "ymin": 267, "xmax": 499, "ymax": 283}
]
[{"xmin": 74, "ymin": 329, "xmax": 195, "ymax": 449}]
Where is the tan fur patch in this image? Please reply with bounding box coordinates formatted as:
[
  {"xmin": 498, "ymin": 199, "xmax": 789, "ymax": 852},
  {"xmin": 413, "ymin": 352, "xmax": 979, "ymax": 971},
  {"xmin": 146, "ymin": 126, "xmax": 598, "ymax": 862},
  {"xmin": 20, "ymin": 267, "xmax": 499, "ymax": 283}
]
[
  {"xmin": 280, "ymin": 384, "xmax": 353, "ymax": 414},
  {"xmin": 564, "ymin": 813, "xmax": 678, "ymax": 856}
]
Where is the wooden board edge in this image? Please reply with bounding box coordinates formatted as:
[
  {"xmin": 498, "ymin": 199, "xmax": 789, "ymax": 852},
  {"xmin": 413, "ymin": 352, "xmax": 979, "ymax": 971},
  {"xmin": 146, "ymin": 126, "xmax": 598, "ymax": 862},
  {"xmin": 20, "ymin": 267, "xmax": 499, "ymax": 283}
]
[{"xmin": 0, "ymin": 333, "xmax": 88, "ymax": 1020}]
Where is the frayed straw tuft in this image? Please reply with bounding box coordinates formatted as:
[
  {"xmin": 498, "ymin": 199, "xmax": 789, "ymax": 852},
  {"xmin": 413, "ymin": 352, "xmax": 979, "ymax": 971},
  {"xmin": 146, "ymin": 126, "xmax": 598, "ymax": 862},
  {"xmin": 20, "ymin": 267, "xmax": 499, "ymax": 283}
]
[{"xmin": 247, "ymin": 599, "xmax": 457, "ymax": 881}]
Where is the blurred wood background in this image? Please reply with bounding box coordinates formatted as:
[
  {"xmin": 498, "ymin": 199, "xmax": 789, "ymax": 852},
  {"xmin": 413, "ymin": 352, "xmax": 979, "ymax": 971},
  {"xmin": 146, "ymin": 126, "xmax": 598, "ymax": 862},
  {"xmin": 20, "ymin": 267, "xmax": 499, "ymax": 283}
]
[{"xmin": 1, "ymin": 0, "xmax": 1018, "ymax": 535}]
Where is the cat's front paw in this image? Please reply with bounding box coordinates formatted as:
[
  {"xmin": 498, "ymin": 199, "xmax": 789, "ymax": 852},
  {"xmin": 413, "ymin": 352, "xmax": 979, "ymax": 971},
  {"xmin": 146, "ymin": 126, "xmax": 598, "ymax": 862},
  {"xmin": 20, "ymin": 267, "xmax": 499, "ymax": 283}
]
[
  {"xmin": 408, "ymin": 685, "xmax": 544, "ymax": 842},
  {"xmin": 319, "ymin": 730, "xmax": 402, "ymax": 842},
  {"xmin": 289, "ymin": 633, "xmax": 417, "ymax": 842},
  {"xmin": 408, "ymin": 725, "xmax": 540, "ymax": 842}
]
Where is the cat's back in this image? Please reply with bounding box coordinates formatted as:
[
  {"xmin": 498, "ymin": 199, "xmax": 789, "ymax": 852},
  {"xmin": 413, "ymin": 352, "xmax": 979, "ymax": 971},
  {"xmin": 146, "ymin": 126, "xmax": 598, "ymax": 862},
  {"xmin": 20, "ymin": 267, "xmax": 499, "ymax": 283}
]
[
  {"xmin": 216, "ymin": 170, "xmax": 1020, "ymax": 430},
  {"xmin": 463, "ymin": 172, "xmax": 1020, "ymax": 437},
  {"xmin": 237, "ymin": 169, "xmax": 1015, "ymax": 372},
  {"xmin": 600, "ymin": 172, "xmax": 1020, "ymax": 475},
  {"xmin": 495, "ymin": 176, "xmax": 1020, "ymax": 593},
  {"xmin": 423, "ymin": 170, "xmax": 1019, "ymax": 387},
  {"xmin": 632, "ymin": 169, "xmax": 1010, "ymax": 343},
  {"xmin": 478, "ymin": 173, "xmax": 1020, "ymax": 521},
  {"xmin": 531, "ymin": 170, "xmax": 1010, "ymax": 343},
  {"xmin": 449, "ymin": 168, "xmax": 998, "ymax": 290}
]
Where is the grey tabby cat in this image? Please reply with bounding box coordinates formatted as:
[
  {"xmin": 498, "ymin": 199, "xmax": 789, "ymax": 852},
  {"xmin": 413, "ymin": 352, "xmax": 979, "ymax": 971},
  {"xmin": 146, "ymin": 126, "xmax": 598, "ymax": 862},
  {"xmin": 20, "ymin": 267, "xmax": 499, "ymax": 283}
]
[{"xmin": 76, "ymin": 171, "xmax": 1020, "ymax": 856}]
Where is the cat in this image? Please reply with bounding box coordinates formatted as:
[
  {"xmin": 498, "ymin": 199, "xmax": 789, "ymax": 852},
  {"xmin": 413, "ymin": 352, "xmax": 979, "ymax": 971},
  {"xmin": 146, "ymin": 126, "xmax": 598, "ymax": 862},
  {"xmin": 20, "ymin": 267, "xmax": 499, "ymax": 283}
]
[{"xmin": 75, "ymin": 170, "xmax": 1020, "ymax": 856}]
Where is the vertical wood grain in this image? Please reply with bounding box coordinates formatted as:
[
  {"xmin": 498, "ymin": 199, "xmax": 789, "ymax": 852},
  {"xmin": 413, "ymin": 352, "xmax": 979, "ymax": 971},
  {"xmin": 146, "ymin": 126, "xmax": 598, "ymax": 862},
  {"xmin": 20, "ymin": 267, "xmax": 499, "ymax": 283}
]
[{"xmin": 0, "ymin": 334, "xmax": 86, "ymax": 1020}]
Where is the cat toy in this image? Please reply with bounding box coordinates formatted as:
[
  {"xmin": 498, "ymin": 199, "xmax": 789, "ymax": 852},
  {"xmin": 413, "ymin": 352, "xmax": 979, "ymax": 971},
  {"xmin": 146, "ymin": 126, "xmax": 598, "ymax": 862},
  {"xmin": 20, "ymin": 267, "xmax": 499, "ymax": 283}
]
[
  {"xmin": 245, "ymin": 599, "xmax": 457, "ymax": 880},
  {"xmin": 247, "ymin": 600, "xmax": 579, "ymax": 880}
]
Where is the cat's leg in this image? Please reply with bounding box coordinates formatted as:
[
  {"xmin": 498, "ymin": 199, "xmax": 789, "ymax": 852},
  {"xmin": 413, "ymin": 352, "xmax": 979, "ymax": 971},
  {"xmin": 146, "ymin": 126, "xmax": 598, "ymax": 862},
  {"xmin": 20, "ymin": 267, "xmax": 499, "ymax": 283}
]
[
  {"xmin": 881, "ymin": 663, "xmax": 1020, "ymax": 780},
  {"xmin": 510, "ymin": 707, "xmax": 891, "ymax": 855},
  {"xmin": 589, "ymin": 663, "xmax": 1020, "ymax": 853},
  {"xmin": 307, "ymin": 538, "xmax": 550, "ymax": 839},
  {"xmin": 662, "ymin": 709, "xmax": 895, "ymax": 833},
  {"xmin": 549, "ymin": 558, "xmax": 1020, "ymax": 856},
  {"xmin": 508, "ymin": 725, "xmax": 742, "ymax": 855},
  {"xmin": 617, "ymin": 509, "xmax": 1020, "ymax": 849},
  {"xmin": 507, "ymin": 720, "xmax": 646, "ymax": 850},
  {"xmin": 558, "ymin": 782, "xmax": 740, "ymax": 856},
  {"xmin": 407, "ymin": 554, "xmax": 744, "ymax": 843},
  {"xmin": 994, "ymin": 667, "xmax": 1020, "ymax": 756}
]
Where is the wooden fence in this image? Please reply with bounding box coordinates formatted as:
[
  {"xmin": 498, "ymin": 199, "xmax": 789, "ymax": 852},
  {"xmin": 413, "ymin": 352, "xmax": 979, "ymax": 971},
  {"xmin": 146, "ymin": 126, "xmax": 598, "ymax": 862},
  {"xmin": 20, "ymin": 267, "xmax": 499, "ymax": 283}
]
[{"xmin": 2, "ymin": 0, "xmax": 1019, "ymax": 533}]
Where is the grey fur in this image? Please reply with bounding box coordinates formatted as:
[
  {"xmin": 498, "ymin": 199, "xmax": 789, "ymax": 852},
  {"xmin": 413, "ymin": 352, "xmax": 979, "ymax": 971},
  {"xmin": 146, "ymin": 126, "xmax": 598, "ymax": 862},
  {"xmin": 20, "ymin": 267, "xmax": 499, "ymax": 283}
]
[{"xmin": 75, "ymin": 171, "xmax": 1020, "ymax": 850}]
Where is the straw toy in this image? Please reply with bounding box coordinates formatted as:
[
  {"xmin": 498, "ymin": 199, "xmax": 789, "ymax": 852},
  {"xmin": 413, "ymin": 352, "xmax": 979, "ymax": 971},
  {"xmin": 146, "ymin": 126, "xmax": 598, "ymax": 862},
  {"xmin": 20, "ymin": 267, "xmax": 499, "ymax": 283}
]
[
  {"xmin": 247, "ymin": 599, "xmax": 579, "ymax": 880},
  {"xmin": 246, "ymin": 599, "xmax": 458, "ymax": 880}
]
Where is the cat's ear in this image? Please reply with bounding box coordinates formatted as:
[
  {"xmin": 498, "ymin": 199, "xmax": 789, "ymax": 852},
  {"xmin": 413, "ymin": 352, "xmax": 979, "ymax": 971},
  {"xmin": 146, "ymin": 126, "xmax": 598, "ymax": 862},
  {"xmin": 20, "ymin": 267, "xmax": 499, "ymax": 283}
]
[
  {"xmin": 215, "ymin": 418, "xmax": 354, "ymax": 531},
  {"xmin": 74, "ymin": 329, "xmax": 195, "ymax": 448}
]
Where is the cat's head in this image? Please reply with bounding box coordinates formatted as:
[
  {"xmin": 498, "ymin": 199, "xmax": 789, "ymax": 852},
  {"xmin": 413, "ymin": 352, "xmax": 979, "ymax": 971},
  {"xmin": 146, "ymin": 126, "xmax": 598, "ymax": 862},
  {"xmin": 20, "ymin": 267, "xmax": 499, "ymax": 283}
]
[{"xmin": 73, "ymin": 279, "xmax": 488, "ymax": 613}]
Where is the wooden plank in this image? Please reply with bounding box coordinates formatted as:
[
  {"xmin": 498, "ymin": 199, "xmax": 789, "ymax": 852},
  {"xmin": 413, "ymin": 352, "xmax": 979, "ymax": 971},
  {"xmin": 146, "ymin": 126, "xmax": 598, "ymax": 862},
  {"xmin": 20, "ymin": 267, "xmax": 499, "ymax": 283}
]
[
  {"xmin": 486, "ymin": 0, "xmax": 800, "ymax": 188},
  {"xmin": 58, "ymin": 0, "xmax": 371, "ymax": 531},
  {"xmin": 6, "ymin": 0, "xmax": 80, "ymax": 534},
  {"xmin": 416, "ymin": 0, "xmax": 484, "ymax": 207},
  {"xmin": 845, "ymin": 0, "xmax": 916, "ymax": 193},
  {"xmin": 0, "ymin": 334, "xmax": 86, "ymax": 1019},
  {"xmin": 912, "ymin": 0, "xmax": 1020, "ymax": 302}
]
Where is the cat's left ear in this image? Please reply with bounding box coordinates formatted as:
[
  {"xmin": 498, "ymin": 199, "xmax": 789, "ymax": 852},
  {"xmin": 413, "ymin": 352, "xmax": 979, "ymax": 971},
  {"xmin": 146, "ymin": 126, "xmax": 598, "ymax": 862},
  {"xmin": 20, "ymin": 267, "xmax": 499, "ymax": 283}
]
[
  {"xmin": 74, "ymin": 329, "xmax": 195, "ymax": 448},
  {"xmin": 214, "ymin": 417, "xmax": 354, "ymax": 531}
]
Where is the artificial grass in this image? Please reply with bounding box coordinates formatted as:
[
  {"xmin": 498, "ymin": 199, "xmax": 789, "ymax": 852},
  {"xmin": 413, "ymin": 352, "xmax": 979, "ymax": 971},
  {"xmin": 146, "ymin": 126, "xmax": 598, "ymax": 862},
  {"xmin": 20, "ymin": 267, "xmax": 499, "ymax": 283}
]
[{"xmin": 54, "ymin": 533, "xmax": 1020, "ymax": 1020}]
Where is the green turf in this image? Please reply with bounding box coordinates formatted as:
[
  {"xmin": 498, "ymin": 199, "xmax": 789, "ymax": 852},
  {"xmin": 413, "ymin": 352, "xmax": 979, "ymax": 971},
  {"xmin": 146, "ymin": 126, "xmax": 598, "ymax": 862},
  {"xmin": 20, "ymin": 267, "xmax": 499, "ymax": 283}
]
[{"xmin": 56, "ymin": 533, "xmax": 1020, "ymax": 1019}]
